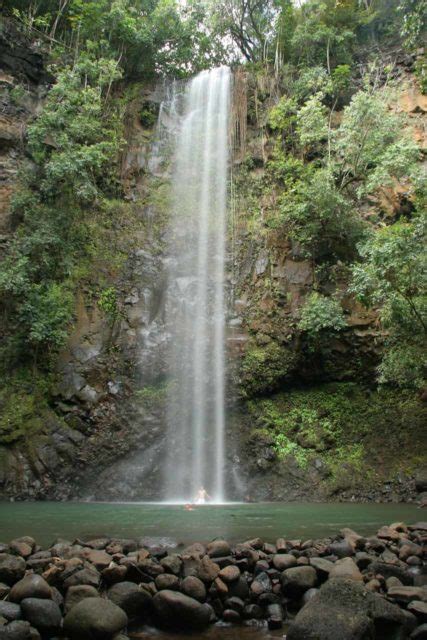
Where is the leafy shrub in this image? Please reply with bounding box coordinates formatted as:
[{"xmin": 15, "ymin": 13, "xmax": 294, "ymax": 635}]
[{"xmin": 298, "ymin": 292, "xmax": 347, "ymax": 338}]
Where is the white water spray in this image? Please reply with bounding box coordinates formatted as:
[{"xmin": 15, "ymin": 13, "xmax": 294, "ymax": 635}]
[{"xmin": 163, "ymin": 67, "xmax": 231, "ymax": 503}]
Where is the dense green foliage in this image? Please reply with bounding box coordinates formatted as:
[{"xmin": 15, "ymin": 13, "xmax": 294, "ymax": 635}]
[
  {"xmin": 0, "ymin": 0, "xmax": 425, "ymax": 452},
  {"xmin": 247, "ymin": 383, "xmax": 426, "ymax": 489},
  {"xmin": 351, "ymin": 211, "xmax": 426, "ymax": 389},
  {"xmin": 227, "ymin": 0, "xmax": 425, "ymax": 391}
]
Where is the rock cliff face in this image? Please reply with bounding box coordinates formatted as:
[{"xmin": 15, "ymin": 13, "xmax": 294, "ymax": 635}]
[{"xmin": 0, "ymin": 32, "xmax": 425, "ymax": 502}]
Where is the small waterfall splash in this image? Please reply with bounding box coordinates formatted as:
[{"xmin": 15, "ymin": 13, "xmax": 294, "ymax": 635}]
[{"xmin": 163, "ymin": 67, "xmax": 231, "ymax": 503}]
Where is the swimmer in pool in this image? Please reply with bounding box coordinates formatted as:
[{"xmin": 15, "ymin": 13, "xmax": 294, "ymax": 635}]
[{"xmin": 194, "ymin": 486, "xmax": 211, "ymax": 504}]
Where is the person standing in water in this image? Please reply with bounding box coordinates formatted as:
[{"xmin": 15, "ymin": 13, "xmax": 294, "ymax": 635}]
[{"xmin": 194, "ymin": 486, "xmax": 211, "ymax": 504}]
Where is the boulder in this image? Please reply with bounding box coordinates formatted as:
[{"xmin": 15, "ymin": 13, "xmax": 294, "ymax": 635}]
[
  {"xmin": 218, "ymin": 565, "xmax": 240, "ymax": 583},
  {"xmin": 282, "ymin": 566, "xmax": 317, "ymax": 597},
  {"xmin": 267, "ymin": 602, "xmax": 283, "ymax": 630},
  {"xmin": 0, "ymin": 555, "xmax": 26, "ymax": 586},
  {"xmin": 272, "ymin": 554, "xmax": 297, "ymax": 571},
  {"xmin": 408, "ymin": 601, "xmax": 427, "ymax": 623},
  {"xmin": 20, "ymin": 598, "xmax": 62, "ymax": 635},
  {"xmin": 251, "ymin": 571, "xmax": 272, "ymax": 595},
  {"xmin": 388, "ymin": 586, "xmax": 427, "ymax": 604},
  {"xmin": 64, "ymin": 585, "xmax": 99, "ymax": 613},
  {"xmin": 196, "ymin": 556, "xmax": 220, "ymax": 583},
  {"xmin": 310, "ymin": 557, "xmax": 334, "ymax": 580},
  {"xmin": 101, "ymin": 564, "xmax": 127, "ymax": 585},
  {"xmin": 287, "ymin": 578, "xmax": 415, "ymax": 640},
  {"xmin": 369, "ymin": 560, "xmax": 413, "ymax": 585},
  {"xmin": 329, "ymin": 557, "xmax": 363, "ymax": 581},
  {"xmin": 9, "ymin": 541, "xmax": 33, "ymax": 560},
  {"xmin": 223, "ymin": 608, "xmax": 241, "ymax": 623},
  {"xmin": 83, "ymin": 549, "xmax": 112, "ymax": 571},
  {"xmin": 63, "ymin": 597, "xmax": 128, "ymax": 639},
  {"xmin": 155, "ymin": 574, "xmax": 180, "ymax": 590},
  {"xmin": 227, "ymin": 576, "xmax": 250, "ymax": 600},
  {"xmin": 206, "ymin": 541, "xmax": 231, "ymax": 558},
  {"xmin": 0, "ymin": 602, "xmax": 22, "ymax": 622},
  {"xmin": 161, "ymin": 555, "xmax": 182, "ymax": 575},
  {"xmin": 107, "ymin": 581, "xmax": 152, "ymax": 617},
  {"xmin": 152, "ymin": 589, "xmax": 211, "ymax": 630},
  {"xmin": 329, "ymin": 539, "xmax": 355, "ymax": 558},
  {"xmin": 411, "ymin": 624, "xmax": 427, "ymax": 639},
  {"xmin": 63, "ymin": 567, "xmax": 100, "ymax": 589},
  {"xmin": 181, "ymin": 576, "xmax": 206, "ymax": 602},
  {"xmin": 10, "ymin": 575, "xmax": 51, "ymax": 603},
  {"xmin": 0, "ymin": 621, "xmax": 34, "ymax": 640}
]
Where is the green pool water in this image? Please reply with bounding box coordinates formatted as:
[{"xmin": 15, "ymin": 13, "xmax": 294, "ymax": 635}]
[{"xmin": 0, "ymin": 501, "xmax": 422, "ymax": 547}]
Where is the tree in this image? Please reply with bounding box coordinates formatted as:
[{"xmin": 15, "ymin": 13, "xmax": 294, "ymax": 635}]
[
  {"xmin": 335, "ymin": 88, "xmax": 420, "ymax": 195},
  {"xmin": 208, "ymin": 0, "xmax": 277, "ymax": 62},
  {"xmin": 351, "ymin": 213, "xmax": 426, "ymax": 389}
]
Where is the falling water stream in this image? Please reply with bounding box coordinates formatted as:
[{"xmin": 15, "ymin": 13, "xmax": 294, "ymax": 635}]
[{"xmin": 163, "ymin": 67, "xmax": 231, "ymax": 503}]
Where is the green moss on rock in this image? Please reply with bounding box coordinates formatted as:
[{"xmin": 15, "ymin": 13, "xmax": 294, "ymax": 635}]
[
  {"xmin": 246, "ymin": 383, "xmax": 426, "ymax": 492},
  {"xmin": 240, "ymin": 341, "xmax": 298, "ymax": 397}
]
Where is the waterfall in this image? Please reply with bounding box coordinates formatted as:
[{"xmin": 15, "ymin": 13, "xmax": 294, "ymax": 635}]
[{"xmin": 163, "ymin": 67, "xmax": 231, "ymax": 503}]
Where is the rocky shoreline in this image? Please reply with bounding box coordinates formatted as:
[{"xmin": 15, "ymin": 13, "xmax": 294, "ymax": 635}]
[{"xmin": 0, "ymin": 522, "xmax": 426, "ymax": 639}]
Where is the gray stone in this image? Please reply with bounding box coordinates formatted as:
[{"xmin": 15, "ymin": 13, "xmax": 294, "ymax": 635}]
[
  {"xmin": 251, "ymin": 571, "xmax": 272, "ymax": 595},
  {"xmin": 218, "ymin": 565, "xmax": 240, "ymax": 583},
  {"xmin": 272, "ymin": 554, "xmax": 297, "ymax": 571},
  {"xmin": 161, "ymin": 554, "xmax": 182, "ymax": 575},
  {"xmin": 0, "ymin": 621, "xmax": 32, "ymax": 640},
  {"xmin": 267, "ymin": 603, "xmax": 283, "ymax": 630},
  {"xmin": 0, "ymin": 555, "xmax": 26, "ymax": 586},
  {"xmin": 222, "ymin": 608, "xmax": 240, "ymax": 623},
  {"xmin": 195, "ymin": 556, "xmax": 220, "ymax": 583},
  {"xmin": 107, "ymin": 581, "xmax": 152, "ymax": 617},
  {"xmin": 281, "ymin": 566, "xmax": 317, "ymax": 597},
  {"xmin": 63, "ymin": 567, "xmax": 100, "ymax": 589},
  {"xmin": 63, "ymin": 597, "xmax": 128, "ymax": 639},
  {"xmin": 329, "ymin": 557, "xmax": 363, "ymax": 581},
  {"xmin": 388, "ymin": 586, "xmax": 427, "ymax": 604},
  {"xmin": 64, "ymin": 584, "xmax": 99, "ymax": 613},
  {"xmin": 408, "ymin": 601, "xmax": 427, "ymax": 623},
  {"xmin": 206, "ymin": 541, "xmax": 231, "ymax": 558},
  {"xmin": 20, "ymin": 598, "xmax": 62, "ymax": 635},
  {"xmin": 227, "ymin": 576, "xmax": 250, "ymax": 600},
  {"xmin": 152, "ymin": 589, "xmax": 211, "ymax": 630},
  {"xmin": 329, "ymin": 539, "xmax": 355, "ymax": 558},
  {"xmin": 0, "ymin": 602, "xmax": 21, "ymax": 622},
  {"xmin": 309, "ymin": 557, "xmax": 334, "ymax": 579},
  {"xmin": 369, "ymin": 560, "xmax": 413, "ymax": 585},
  {"xmin": 10, "ymin": 575, "xmax": 51, "ymax": 603},
  {"xmin": 181, "ymin": 576, "xmax": 206, "ymax": 602},
  {"xmin": 155, "ymin": 574, "xmax": 180, "ymax": 590},
  {"xmin": 411, "ymin": 623, "xmax": 427, "ymax": 639},
  {"xmin": 288, "ymin": 578, "xmax": 415, "ymax": 640}
]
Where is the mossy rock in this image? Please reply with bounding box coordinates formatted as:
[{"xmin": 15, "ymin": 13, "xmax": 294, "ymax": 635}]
[{"xmin": 239, "ymin": 341, "xmax": 298, "ymax": 397}]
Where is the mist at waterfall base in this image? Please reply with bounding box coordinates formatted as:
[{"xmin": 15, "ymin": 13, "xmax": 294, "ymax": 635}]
[{"xmin": 163, "ymin": 66, "xmax": 231, "ymax": 504}]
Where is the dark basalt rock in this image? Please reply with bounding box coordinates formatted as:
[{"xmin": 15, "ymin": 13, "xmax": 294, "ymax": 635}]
[
  {"xmin": 0, "ymin": 555, "xmax": 26, "ymax": 587},
  {"xmin": 63, "ymin": 597, "xmax": 127, "ymax": 639},
  {"xmin": 0, "ymin": 520, "xmax": 425, "ymax": 638},
  {"xmin": 64, "ymin": 585, "xmax": 99, "ymax": 613},
  {"xmin": 152, "ymin": 589, "xmax": 211, "ymax": 630},
  {"xmin": 20, "ymin": 598, "xmax": 62, "ymax": 635},
  {"xmin": 107, "ymin": 581, "xmax": 152, "ymax": 617},
  {"xmin": 288, "ymin": 578, "xmax": 417, "ymax": 640},
  {"xmin": 0, "ymin": 602, "xmax": 22, "ymax": 622},
  {"xmin": 9, "ymin": 575, "xmax": 51, "ymax": 603},
  {"xmin": 282, "ymin": 566, "xmax": 317, "ymax": 597}
]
